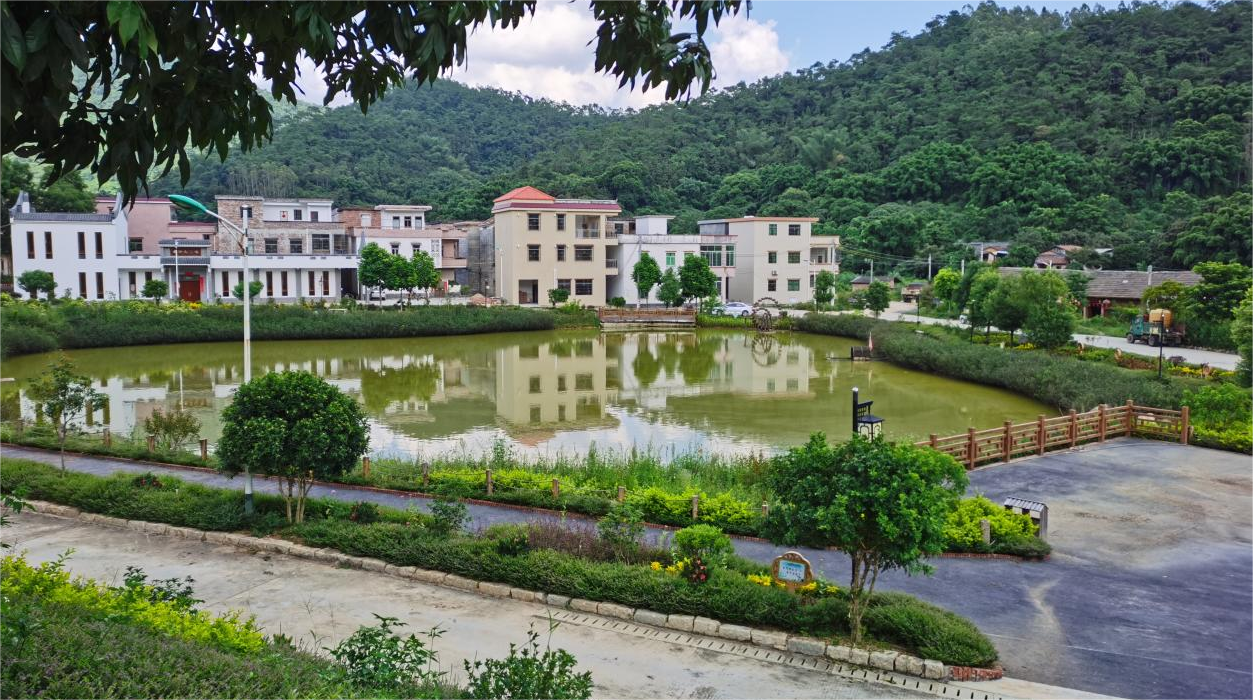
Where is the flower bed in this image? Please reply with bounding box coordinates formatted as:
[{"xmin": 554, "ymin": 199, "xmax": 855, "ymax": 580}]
[{"xmin": 2, "ymin": 457, "xmax": 999, "ymax": 668}]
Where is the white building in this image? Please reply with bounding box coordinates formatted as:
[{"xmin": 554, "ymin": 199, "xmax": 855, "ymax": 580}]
[
  {"xmin": 607, "ymin": 215, "xmax": 710, "ymax": 305},
  {"xmin": 699, "ymin": 216, "xmax": 822, "ymax": 304},
  {"xmin": 10, "ymin": 192, "xmax": 129, "ymax": 300}
]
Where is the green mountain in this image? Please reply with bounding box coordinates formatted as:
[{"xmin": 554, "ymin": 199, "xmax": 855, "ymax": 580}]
[{"xmin": 158, "ymin": 1, "xmax": 1252, "ymax": 274}]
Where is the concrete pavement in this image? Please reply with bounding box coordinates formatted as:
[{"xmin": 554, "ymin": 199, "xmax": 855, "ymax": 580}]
[{"xmin": 4, "ymin": 440, "xmax": 1250, "ymax": 699}]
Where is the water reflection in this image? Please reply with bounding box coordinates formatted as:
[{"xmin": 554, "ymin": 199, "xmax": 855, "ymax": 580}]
[{"xmin": 1, "ymin": 331, "xmax": 1052, "ymax": 459}]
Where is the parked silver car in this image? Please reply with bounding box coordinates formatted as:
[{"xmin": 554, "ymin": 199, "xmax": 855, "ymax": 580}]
[{"xmin": 715, "ymin": 301, "xmax": 755, "ymax": 317}]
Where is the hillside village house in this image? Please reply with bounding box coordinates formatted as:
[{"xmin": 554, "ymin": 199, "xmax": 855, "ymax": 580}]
[
  {"xmin": 340, "ymin": 205, "xmax": 473, "ymax": 291},
  {"xmin": 997, "ymin": 266, "xmax": 1202, "ymax": 317},
  {"xmin": 608, "ymin": 215, "xmax": 697, "ymax": 305},
  {"xmin": 700, "ymin": 216, "xmax": 823, "ymax": 305}
]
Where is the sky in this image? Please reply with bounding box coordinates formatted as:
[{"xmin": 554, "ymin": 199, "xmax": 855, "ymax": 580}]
[{"xmin": 294, "ymin": 1, "xmax": 1100, "ymax": 110}]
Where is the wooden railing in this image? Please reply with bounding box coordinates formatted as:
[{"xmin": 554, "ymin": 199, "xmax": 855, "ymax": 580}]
[
  {"xmin": 918, "ymin": 401, "xmax": 1190, "ymax": 470},
  {"xmin": 597, "ymin": 307, "xmax": 696, "ymax": 324}
]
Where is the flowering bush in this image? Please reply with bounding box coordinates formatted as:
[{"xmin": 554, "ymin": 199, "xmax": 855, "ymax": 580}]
[{"xmin": 685, "ymin": 557, "xmax": 709, "ymax": 585}]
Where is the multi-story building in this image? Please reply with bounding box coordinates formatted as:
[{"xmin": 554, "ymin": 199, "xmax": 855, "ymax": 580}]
[
  {"xmin": 10, "ymin": 192, "xmax": 127, "ymax": 300},
  {"xmin": 491, "ymin": 186, "xmax": 622, "ymax": 306},
  {"xmin": 341, "ymin": 205, "xmax": 475, "ymax": 292},
  {"xmin": 809, "ymin": 231, "xmax": 841, "ymax": 289},
  {"xmin": 212, "ymin": 196, "xmax": 359, "ymax": 302},
  {"xmin": 608, "ymin": 215, "xmax": 710, "ymax": 305},
  {"xmin": 699, "ymin": 216, "xmax": 822, "ymax": 304}
]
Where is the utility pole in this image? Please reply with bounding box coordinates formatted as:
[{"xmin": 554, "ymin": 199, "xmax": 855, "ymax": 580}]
[
  {"xmin": 960, "ymin": 258, "xmax": 965, "ymax": 276},
  {"xmin": 870, "ymin": 259, "xmax": 874, "ymax": 284},
  {"xmin": 927, "ymin": 255, "xmax": 932, "ymax": 281}
]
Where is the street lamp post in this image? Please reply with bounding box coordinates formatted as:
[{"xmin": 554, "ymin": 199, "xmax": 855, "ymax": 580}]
[{"xmin": 169, "ymin": 195, "xmax": 254, "ymax": 513}]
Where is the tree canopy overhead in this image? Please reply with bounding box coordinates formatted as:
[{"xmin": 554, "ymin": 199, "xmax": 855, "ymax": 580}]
[{"xmin": 1, "ymin": 0, "xmax": 745, "ymax": 203}]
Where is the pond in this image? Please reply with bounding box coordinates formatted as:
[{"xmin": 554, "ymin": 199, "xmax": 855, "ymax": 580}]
[{"xmin": 1, "ymin": 330, "xmax": 1052, "ymax": 460}]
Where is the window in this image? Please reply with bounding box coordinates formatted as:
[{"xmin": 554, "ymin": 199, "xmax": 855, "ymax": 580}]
[
  {"xmin": 312, "ymin": 234, "xmax": 330, "ymax": 253},
  {"xmin": 129, "ymin": 271, "xmax": 137, "ymax": 294},
  {"xmin": 310, "ymin": 211, "xmax": 319, "ymax": 223},
  {"xmin": 281, "ymin": 272, "xmax": 288, "ymax": 296},
  {"xmin": 26, "ymin": 231, "xmax": 34, "ymax": 258},
  {"xmin": 95, "ymin": 272, "xmax": 104, "ymax": 299},
  {"xmin": 700, "ymin": 245, "xmax": 722, "ymax": 267},
  {"xmin": 788, "ymin": 251, "xmax": 801, "ymax": 264},
  {"xmin": 556, "ymin": 244, "xmax": 566, "ymax": 261},
  {"xmin": 240, "ymin": 205, "xmax": 252, "ymax": 221},
  {"xmin": 360, "ymin": 214, "xmax": 370, "ymax": 227},
  {"xmin": 265, "ymin": 238, "xmax": 279, "ymax": 254},
  {"xmin": 527, "ymin": 213, "xmax": 540, "ymax": 231},
  {"xmin": 575, "ymin": 279, "xmax": 593, "ymax": 296},
  {"xmin": 129, "ymin": 238, "xmax": 143, "ymax": 253},
  {"xmin": 78, "ymin": 272, "xmax": 87, "ymax": 297},
  {"xmin": 404, "ymin": 216, "xmax": 412, "ymax": 228},
  {"xmin": 767, "ymin": 251, "xmax": 777, "ymax": 264},
  {"xmin": 78, "ymin": 231, "xmax": 86, "ymax": 258},
  {"xmin": 265, "ymin": 271, "xmax": 274, "ymax": 296},
  {"xmin": 527, "ymin": 244, "xmax": 540, "ymax": 261},
  {"xmin": 322, "ymin": 271, "xmax": 330, "ymax": 295},
  {"xmin": 556, "ymin": 279, "xmax": 571, "ymax": 293},
  {"xmin": 788, "ymin": 224, "xmax": 801, "ymax": 236},
  {"xmin": 767, "ymin": 379, "xmax": 776, "ymax": 392},
  {"xmin": 391, "ymin": 243, "xmax": 401, "ymax": 255},
  {"xmin": 767, "ymin": 279, "xmax": 777, "ymax": 292},
  {"xmin": 221, "ymin": 271, "xmax": 230, "ymax": 296},
  {"xmin": 575, "ymin": 373, "xmax": 594, "ymax": 390},
  {"xmin": 558, "ymin": 405, "xmax": 567, "ymax": 421},
  {"xmin": 145, "ymin": 271, "xmax": 153, "ymax": 283},
  {"xmin": 787, "ymin": 378, "xmax": 799, "ymax": 392},
  {"xmin": 768, "ymin": 223, "xmax": 778, "ymax": 236},
  {"xmin": 529, "ymin": 405, "xmax": 542, "ymax": 423},
  {"xmin": 392, "ymin": 216, "xmax": 401, "ymax": 228},
  {"xmin": 529, "ymin": 376, "xmax": 541, "ymax": 394},
  {"xmin": 574, "ymin": 246, "xmax": 593, "ymax": 262},
  {"xmin": 557, "ymin": 375, "xmax": 567, "ymax": 392},
  {"xmin": 289, "ymin": 238, "xmax": 303, "ymax": 254},
  {"xmin": 556, "ymin": 214, "xmax": 566, "ymax": 231},
  {"xmin": 665, "ymin": 251, "xmax": 675, "ymax": 267},
  {"xmin": 45, "ymin": 231, "xmax": 52, "ymax": 258},
  {"xmin": 809, "ymin": 274, "xmax": 815, "ymax": 288},
  {"xmin": 308, "ymin": 271, "xmax": 316, "ymax": 295},
  {"xmin": 725, "ymin": 245, "xmax": 735, "ymax": 266},
  {"xmin": 787, "ymin": 279, "xmax": 801, "ymax": 292},
  {"xmin": 294, "ymin": 209, "xmax": 304, "ymax": 221}
]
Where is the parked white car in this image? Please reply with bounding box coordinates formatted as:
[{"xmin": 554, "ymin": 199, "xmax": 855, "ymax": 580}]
[{"xmin": 715, "ymin": 301, "xmax": 755, "ymax": 317}]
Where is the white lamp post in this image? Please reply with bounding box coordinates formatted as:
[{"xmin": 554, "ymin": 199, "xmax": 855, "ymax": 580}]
[{"xmin": 169, "ymin": 195, "xmax": 255, "ymax": 513}]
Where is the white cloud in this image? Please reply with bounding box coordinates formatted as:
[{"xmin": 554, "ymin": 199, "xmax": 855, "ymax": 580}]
[{"xmin": 270, "ymin": 5, "xmax": 790, "ymax": 110}]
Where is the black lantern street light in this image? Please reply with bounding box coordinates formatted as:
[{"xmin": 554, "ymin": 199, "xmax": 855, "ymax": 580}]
[{"xmin": 852, "ymin": 386, "xmax": 884, "ymax": 439}]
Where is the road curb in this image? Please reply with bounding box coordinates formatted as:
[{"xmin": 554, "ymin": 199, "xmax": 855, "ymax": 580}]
[{"xmin": 24, "ymin": 498, "xmax": 1003, "ymax": 683}]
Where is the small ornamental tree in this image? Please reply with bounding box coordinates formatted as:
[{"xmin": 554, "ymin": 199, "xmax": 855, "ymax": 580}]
[
  {"xmin": 358, "ymin": 243, "xmax": 391, "ymax": 298},
  {"xmin": 412, "ymin": 249, "xmax": 441, "ymax": 294},
  {"xmin": 966, "ymin": 269, "xmax": 1001, "ymax": 341},
  {"xmin": 814, "ymin": 270, "xmax": 836, "ymax": 305},
  {"xmin": 678, "ymin": 255, "xmax": 718, "ymax": 303},
  {"xmin": 217, "ymin": 371, "xmax": 369, "ymax": 523},
  {"xmin": 17, "ymin": 270, "xmax": 56, "ymax": 300},
  {"xmin": 631, "ymin": 252, "xmax": 662, "ymax": 308},
  {"xmin": 763, "ymin": 434, "xmax": 967, "ymax": 643},
  {"xmin": 231, "ymin": 280, "xmax": 264, "ymax": 300},
  {"xmin": 657, "ymin": 268, "xmax": 682, "ymax": 308},
  {"xmin": 143, "ymin": 408, "xmax": 201, "ymax": 453},
  {"xmin": 26, "ymin": 356, "xmax": 106, "ymax": 470},
  {"xmin": 548, "ymin": 287, "xmax": 570, "ymax": 306},
  {"xmin": 1232, "ymin": 287, "xmax": 1252, "ymax": 387},
  {"xmin": 142, "ymin": 278, "xmax": 169, "ymax": 304},
  {"xmin": 864, "ymin": 281, "xmax": 890, "ymax": 317},
  {"xmin": 930, "ymin": 268, "xmax": 961, "ymax": 312}
]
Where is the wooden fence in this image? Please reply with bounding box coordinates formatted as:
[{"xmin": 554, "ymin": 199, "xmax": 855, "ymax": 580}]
[{"xmin": 918, "ymin": 401, "xmax": 1190, "ymax": 470}]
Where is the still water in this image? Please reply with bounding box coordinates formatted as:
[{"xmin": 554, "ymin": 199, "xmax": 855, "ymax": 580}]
[{"xmin": 1, "ymin": 331, "xmax": 1052, "ymax": 460}]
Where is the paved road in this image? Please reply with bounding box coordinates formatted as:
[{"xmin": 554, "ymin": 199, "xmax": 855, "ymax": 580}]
[
  {"xmin": 863, "ymin": 303, "xmax": 1240, "ymax": 370},
  {"xmin": 3, "ymin": 513, "xmax": 931, "ymax": 700},
  {"xmin": 4, "ymin": 441, "xmax": 1251, "ymax": 699}
]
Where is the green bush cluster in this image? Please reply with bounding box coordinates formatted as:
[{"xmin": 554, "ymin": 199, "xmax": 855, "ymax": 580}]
[
  {"xmin": 0, "ymin": 554, "xmax": 460, "ymax": 699},
  {"xmin": 2, "ymin": 458, "xmax": 997, "ymax": 667},
  {"xmin": 1184, "ymin": 383, "xmax": 1253, "ymax": 454},
  {"xmin": 943, "ymin": 496, "xmax": 1049, "ymax": 556},
  {"xmin": 0, "ymin": 299, "xmax": 556, "ymax": 358},
  {"xmin": 797, "ymin": 314, "xmax": 1189, "ymax": 411}
]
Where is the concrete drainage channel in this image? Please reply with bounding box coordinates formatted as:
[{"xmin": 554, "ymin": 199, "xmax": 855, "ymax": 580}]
[{"xmin": 545, "ymin": 609, "xmax": 1006, "ymax": 700}]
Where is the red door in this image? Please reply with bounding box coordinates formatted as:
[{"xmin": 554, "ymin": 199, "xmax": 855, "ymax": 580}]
[{"xmin": 179, "ymin": 278, "xmax": 199, "ymax": 302}]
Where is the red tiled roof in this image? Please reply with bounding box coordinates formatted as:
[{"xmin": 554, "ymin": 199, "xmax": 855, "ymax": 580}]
[
  {"xmin": 494, "ymin": 201, "xmax": 622, "ymax": 213},
  {"xmin": 493, "ymin": 186, "xmax": 555, "ymax": 203}
]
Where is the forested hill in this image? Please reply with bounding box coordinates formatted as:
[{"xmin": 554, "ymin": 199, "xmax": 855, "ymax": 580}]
[{"xmin": 160, "ymin": 1, "xmax": 1252, "ymax": 274}]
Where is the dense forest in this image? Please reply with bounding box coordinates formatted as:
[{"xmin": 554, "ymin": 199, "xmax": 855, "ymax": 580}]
[{"xmin": 155, "ymin": 1, "xmax": 1252, "ymax": 275}]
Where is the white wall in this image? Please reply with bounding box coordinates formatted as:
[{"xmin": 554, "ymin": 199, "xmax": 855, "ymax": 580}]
[
  {"xmin": 12, "ymin": 219, "xmax": 121, "ymax": 300},
  {"xmin": 610, "ymin": 234, "xmax": 700, "ymax": 305}
]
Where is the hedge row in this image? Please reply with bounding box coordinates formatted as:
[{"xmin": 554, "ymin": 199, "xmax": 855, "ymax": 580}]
[
  {"xmin": 796, "ymin": 313, "xmax": 1191, "ymax": 411},
  {"xmin": 1, "ymin": 458, "xmax": 999, "ymax": 667},
  {"xmin": 0, "ymin": 299, "xmax": 557, "ymax": 358}
]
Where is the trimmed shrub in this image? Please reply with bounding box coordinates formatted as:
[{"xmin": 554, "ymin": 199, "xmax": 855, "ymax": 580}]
[{"xmin": 863, "ymin": 595, "xmax": 999, "ymax": 667}]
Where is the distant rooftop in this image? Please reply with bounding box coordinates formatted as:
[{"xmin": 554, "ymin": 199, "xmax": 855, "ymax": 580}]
[{"xmin": 12, "ymin": 212, "xmax": 113, "ymax": 222}]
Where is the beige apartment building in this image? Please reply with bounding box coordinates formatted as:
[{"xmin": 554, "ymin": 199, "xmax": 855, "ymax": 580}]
[
  {"xmin": 700, "ymin": 216, "xmax": 822, "ymax": 304},
  {"xmin": 491, "ymin": 186, "xmax": 622, "ymax": 306}
]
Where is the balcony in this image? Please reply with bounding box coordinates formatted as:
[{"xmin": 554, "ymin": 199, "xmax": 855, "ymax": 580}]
[
  {"xmin": 574, "ymin": 228, "xmax": 600, "ymax": 239},
  {"xmin": 605, "ymin": 258, "xmax": 618, "ymax": 269},
  {"xmin": 442, "ymin": 257, "xmax": 468, "ymax": 269}
]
